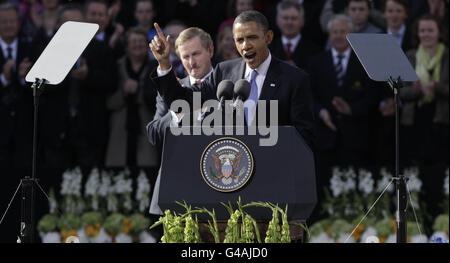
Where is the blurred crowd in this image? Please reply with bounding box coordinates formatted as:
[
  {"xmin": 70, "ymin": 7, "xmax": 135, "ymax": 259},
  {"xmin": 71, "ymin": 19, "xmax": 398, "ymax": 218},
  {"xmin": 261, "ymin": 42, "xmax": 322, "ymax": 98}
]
[{"xmin": 0, "ymin": 0, "xmax": 448, "ymax": 242}]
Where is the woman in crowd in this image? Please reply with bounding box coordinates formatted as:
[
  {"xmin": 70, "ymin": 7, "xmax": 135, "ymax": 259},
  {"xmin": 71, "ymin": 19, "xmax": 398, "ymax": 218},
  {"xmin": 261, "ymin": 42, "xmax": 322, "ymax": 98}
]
[
  {"xmin": 400, "ymin": 14, "xmax": 448, "ymax": 220},
  {"xmin": 214, "ymin": 24, "xmax": 239, "ymax": 63},
  {"xmin": 217, "ymin": 0, "xmax": 254, "ymax": 36},
  {"xmin": 105, "ymin": 27, "xmax": 159, "ymax": 170},
  {"xmin": 400, "ymin": 14, "xmax": 448, "ymax": 165}
]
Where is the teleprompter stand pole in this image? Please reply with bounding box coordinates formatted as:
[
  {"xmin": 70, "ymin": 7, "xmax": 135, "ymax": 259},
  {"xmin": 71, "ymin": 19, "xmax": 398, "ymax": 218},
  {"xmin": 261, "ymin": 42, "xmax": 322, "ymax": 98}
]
[
  {"xmin": 19, "ymin": 78, "xmax": 46, "ymax": 243},
  {"xmin": 388, "ymin": 76, "xmax": 408, "ymax": 243}
]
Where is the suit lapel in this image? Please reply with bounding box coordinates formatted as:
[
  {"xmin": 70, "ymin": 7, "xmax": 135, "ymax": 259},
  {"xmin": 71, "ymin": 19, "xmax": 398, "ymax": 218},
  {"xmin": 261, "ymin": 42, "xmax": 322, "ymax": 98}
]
[
  {"xmin": 343, "ymin": 52, "xmax": 358, "ymax": 86},
  {"xmin": 325, "ymin": 51, "xmax": 338, "ymax": 87},
  {"xmin": 259, "ymin": 57, "xmax": 280, "ymax": 101},
  {"xmin": 230, "ymin": 59, "xmax": 246, "ymax": 83},
  {"xmin": 180, "ymin": 76, "xmax": 191, "ymax": 88}
]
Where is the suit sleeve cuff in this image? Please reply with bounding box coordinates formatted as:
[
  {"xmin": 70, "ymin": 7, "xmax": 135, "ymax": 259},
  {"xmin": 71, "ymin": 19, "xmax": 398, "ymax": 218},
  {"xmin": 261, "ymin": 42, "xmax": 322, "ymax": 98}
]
[
  {"xmin": 170, "ymin": 110, "xmax": 184, "ymax": 126},
  {"xmin": 0, "ymin": 74, "xmax": 9, "ymax": 87},
  {"xmin": 157, "ymin": 66, "xmax": 172, "ymax": 77}
]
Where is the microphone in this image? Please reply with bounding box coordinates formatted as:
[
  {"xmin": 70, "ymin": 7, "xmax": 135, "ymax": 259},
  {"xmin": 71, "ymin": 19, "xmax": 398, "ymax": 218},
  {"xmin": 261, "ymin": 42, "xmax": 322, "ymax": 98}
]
[
  {"xmin": 232, "ymin": 79, "xmax": 251, "ymax": 109},
  {"xmin": 216, "ymin": 79, "xmax": 234, "ymax": 111}
]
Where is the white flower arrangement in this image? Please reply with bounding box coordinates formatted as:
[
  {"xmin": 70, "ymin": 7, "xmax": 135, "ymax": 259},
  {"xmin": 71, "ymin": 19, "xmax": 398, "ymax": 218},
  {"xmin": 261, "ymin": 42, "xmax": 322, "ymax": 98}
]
[
  {"xmin": 60, "ymin": 167, "xmax": 82, "ymax": 196},
  {"xmin": 136, "ymin": 170, "xmax": 151, "ymax": 213},
  {"xmin": 90, "ymin": 227, "xmax": 112, "ymax": 243},
  {"xmin": 85, "ymin": 168, "xmax": 101, "ymax": 211},
  {"xmin": 386, "ymin": 234, "xmax": 396, "ymax": 243},
  {"xmin": 76, "ymin": 227, "xmax": 90, "ymax": 243},
  {"xmin": 309, "ymin": 232, "xmax": 334, "ymax": 243},
  {"xmin": 40, "ymin": 232, "xmax": 61, "ymax": 243},
  {"xmin": 60, "ymin": 167, "xmax": 84, "ymax": 214},
  {"xmin": 358, "ymin": 169, "xmax": 374, "ymax": 196},
  {"xmin": 48, "ymin": 189, "xmax": 58, "ymax": 215},
  {"xmin": 360, "ymin": 226, "xmax": 377, "ymax": 243},
  {"xmin": 343, "ymin": 168, "xmax": 357, "ymax": 194},
  {"xmin": 338, "ymin": 233, "xmax": 355, "ymax": 243},
  {"xmin": 113, "ymin": 172, "xmax": 133, "ymax": 213},
  {"xmin": 99, "ymin": 171, "xmax": 119, "ymax": 213},
  {"xmin": 330, "ymin": 167, "xmax": 356, "ymax": 197},
  {"xmin": 404, "ymin": 167, "xmax": 422, "ymax": 192},
  {"xmin": 139, "ymin": 231, "xmax": 157, "ymax": 243},
  {"xmin": 410, "ymin": 234, "xmax": 429, "ymax": 243},
  {"xmin": 115, "ymin": 233, "xmax": 133, "ymax": 243},
  {"xmin": 377, "ymin": 168, "xmax": 394, "ymax": 193},
  {"xmin": 330, "ymin": 167, "xmax": 345, "ymax": 197}
]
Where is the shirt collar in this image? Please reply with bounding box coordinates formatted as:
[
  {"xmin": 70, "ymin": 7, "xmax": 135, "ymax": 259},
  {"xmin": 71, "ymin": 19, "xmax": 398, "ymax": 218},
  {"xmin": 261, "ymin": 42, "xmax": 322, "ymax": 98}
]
[
  {"xmin": 281, "ymin": 34, "xmax": 301, "ymax": 50},
  {"xmin": 189, "ymin": 68, "xmax": 214, "ymax": 86},
  {"xmin": 388, "ymin": 24, "xmax": 406, "ymax": 37},
  {"xmin": 95, "ymin": 31, "xmax": 105, "ymax": 42},
  {"xmin": 331, "ymin": 47, "xmax": 351, "ymax": 60},
  {"xmin": 0, "ymin": 37, "xmax": 18, "ymax": 58},
  {"xmin": 245, "ymin": 51, "xmax": 272, "ymax": 79}
]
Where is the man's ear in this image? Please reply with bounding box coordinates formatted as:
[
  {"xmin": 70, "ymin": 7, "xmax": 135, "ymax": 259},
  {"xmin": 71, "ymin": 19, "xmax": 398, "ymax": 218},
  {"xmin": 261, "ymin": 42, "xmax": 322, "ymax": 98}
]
[
  {"xmin": 265, "ymin": 30, "xmax": 274, "ymax": 45},
  {"xmin": 208, "ymin": 45, "xmax": 214, "ymax": 59}
]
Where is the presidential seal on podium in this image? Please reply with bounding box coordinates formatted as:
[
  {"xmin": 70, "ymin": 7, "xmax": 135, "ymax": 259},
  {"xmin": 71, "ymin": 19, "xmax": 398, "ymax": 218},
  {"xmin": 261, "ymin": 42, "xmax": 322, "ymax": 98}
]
[{"xmin": 200, "ymin": 138, "xmax": 254, "ymax": 192}]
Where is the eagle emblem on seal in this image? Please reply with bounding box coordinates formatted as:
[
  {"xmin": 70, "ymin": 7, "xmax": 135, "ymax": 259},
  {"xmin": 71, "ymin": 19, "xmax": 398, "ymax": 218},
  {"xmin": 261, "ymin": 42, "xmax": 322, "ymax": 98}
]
[{"xmin": 200, "ymin": 138, "xmax": 254, "ymax": 192}]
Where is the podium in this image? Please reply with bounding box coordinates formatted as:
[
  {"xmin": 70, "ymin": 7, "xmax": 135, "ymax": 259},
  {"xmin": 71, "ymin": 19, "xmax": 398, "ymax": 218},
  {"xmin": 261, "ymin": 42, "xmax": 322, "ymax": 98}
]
[{"xmin": 158, "ymin": 126, "xmax": 317, "ymax": 222}]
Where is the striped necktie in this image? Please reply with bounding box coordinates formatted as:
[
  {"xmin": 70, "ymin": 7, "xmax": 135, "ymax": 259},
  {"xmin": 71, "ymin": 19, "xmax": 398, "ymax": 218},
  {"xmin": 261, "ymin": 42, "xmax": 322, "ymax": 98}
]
[
  {"xmin": 244, "ymin": 70, "xmax": 258, "ymax": 126},
  {"xmin": 335, "ymin": 54, "xmax": 345, "ymax": 87}
]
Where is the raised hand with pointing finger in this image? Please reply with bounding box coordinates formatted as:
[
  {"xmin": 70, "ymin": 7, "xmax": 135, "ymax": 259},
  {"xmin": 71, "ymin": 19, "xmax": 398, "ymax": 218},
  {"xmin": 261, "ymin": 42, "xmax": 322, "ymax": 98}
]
[{"xmin": 149, "ymin": 23, "xmax": 172, "ymax": 71}]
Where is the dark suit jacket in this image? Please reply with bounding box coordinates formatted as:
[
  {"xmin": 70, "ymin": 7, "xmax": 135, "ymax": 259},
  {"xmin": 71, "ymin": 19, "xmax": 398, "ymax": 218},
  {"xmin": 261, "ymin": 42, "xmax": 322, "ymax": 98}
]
[
  {"xmin": 152, "ymin": 56, "xmax": 315, "ymax": 148},
  {"xmin": 0, "ymin": 39, "xmax": 34, "ymax": 166},
  {"xmin": 147, "ymin": 76, "xmax": 192, "ymax": 153},
  {"xmin": 309, "ymin": 50, "xmax": 377, "ymax": 152},
  {"xmin": 269, "ymin": 36, "xmax": 321, "ymax": 72}
]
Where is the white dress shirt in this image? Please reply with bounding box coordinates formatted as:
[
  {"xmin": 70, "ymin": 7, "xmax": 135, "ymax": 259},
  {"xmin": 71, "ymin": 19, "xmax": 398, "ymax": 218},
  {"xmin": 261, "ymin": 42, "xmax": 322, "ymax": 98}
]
[
  {"xmin": 0, "ymin": 37, "xmax": 18, "ymax": 87},
  {"xmin": 281, "ymin": 34, "xmax": 301, "ymax": 55},
  {"xmin": 331, "ymin": 47, "xmax": 351, "ymax": 75},
  {"xmin": 243, "ymin": 51, "xmax": 272, "ymax": 126},
  {"xmin": 169, "ymin": 68, "xmax": 214, "ymax": 125},
  {"xmin": 387, "ymin": 24, "xmax": 406, "ymax": 47}
]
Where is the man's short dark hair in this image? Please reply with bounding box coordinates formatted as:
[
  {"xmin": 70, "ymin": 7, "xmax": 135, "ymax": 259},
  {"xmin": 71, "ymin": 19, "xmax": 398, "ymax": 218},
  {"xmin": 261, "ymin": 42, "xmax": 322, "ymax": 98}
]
[
  {"xmin": 383, "ymin": 0, "xmax": 409, "ymax": 13},
  {"xmin": 84, "ymin": 0, "xmax": 108, "ymax": 14},
  {"xmin": 233, "ymin": 10, "xmax": 270, "ymax": 33},
  {"xmin": 0, "ymin": 2, "xmax": 20, "ymax": 17},
  {"xmin": 58, "ymin": 3, "xmax": 84, "ymax": 24},
  {"xmin": 135, "ymin": 0, "xmax": 154, "ymax": 10},
  {"xmin": 348, "ymin": 0, "xmax": 373, "ymax": 9},
  {"xmin": 276, "ymin": 1, "xmax": 304, "ymax": 18}
]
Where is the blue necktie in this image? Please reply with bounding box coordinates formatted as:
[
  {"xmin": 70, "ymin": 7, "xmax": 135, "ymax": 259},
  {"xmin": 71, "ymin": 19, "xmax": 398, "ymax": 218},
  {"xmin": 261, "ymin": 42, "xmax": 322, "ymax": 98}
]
[{"xmin": 245, "ymin": 70, "xmax": 258, "ymax": 126}]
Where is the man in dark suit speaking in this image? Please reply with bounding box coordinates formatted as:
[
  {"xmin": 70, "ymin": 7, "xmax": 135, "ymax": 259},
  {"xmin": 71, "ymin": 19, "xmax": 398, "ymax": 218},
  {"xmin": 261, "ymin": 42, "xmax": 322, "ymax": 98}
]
[{"xmin": 149, "ymin": 10, "xmax": 314, "ymax": 148}]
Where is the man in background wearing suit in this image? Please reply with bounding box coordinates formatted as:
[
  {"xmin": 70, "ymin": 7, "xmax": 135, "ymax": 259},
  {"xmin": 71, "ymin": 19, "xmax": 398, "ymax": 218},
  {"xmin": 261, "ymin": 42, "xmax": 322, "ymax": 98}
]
[
  {"xmin": 270, "ymin": 1, "xmax": 321, "ymax": 71},
  {"xmin": 308, "ymin": 15, "xmax": 377, "ymax": 222},
  {"xmin": 0, "ymin": 2, "xmax": 33, "ymax": 243},
  {"xmin": 149, "ymin": 10, "xmax": 314, "ymax": 148}
]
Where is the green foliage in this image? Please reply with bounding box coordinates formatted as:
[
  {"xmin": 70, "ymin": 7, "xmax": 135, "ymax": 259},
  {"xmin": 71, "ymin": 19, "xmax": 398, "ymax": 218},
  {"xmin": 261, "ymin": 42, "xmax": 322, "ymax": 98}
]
[
  {"xmin": 81, "ymin": 211, "xmax": 103, "ymax": 226},
  {"xmin": 57, "ymin": 214, "xmax": 82, "ymax": 230},
  {"xmin": 129, "ymin": 213, "xmax": 151, "ymax": 235},
  {"xmin": 103, "ymin": 213, "xmax": 124, "ymax": 235},
  {"xmin": 37, "ymin": 214, "xmax": 59, "ymax": 233}
]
